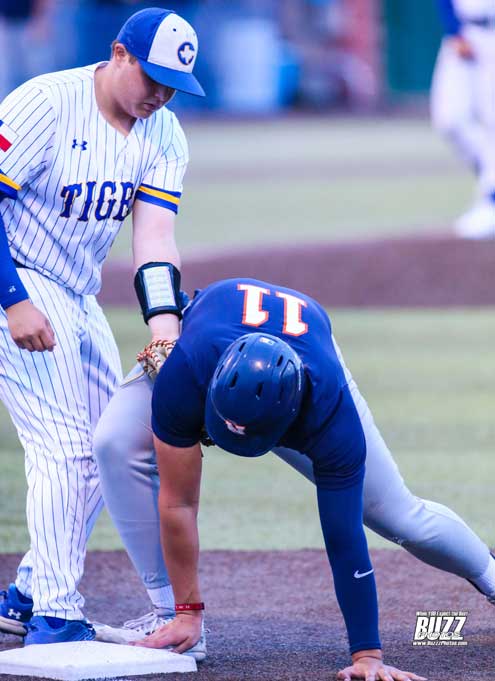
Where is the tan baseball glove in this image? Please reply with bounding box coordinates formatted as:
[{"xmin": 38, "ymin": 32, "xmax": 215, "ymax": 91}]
[{"xmin": 136, "ymin": 339, "xmax": 177, "ymax": 381}]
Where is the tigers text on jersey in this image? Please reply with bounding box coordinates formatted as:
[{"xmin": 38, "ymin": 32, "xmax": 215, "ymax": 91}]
[
  {"xmin": 0, "ymin": 64, "xmax": 188, "ymax": 295},
  {"xmin": 152, "ymin": 278, "xmax": 366, "ymax": 490}
]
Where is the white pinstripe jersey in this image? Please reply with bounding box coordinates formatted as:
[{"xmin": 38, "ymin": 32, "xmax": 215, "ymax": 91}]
[
  {"xmin": 453, "ymin": 0, "xmax": 495, "ymax": 18},
  {"xmin": 0, "ymin": 63, "xmax": 188, "ymax": 295}
]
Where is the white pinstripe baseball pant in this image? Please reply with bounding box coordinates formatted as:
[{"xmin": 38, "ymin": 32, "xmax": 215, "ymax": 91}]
[{"xmin": 0, "ymin": 268, "xmax": 122, "ymax": 619}]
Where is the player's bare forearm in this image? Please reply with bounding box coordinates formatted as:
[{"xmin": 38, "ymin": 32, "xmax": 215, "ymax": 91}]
[
  {"xmin": 132, "ymin": 199, "xmax": 182, "ymax": 339},
  {"xmin": 158, "ymin": 486, "xmax": 201, "ymax": 602},
  {"xmin": 148, "ymin": 314, "xmax": 180, "ymax": 341},
  {"xmin": 139, "ymin": 438, "xmax": 203, "ymax": 653},
  {"xmin": 154, "ymin": 436, "xmax": 202, "ymax": 604},
  {"xmin": 159, "ymin": 502, "xmax": 201, "ymax": 602},
  {"xmin": 132, "ymin": 199, "xmax": 181, "ymax": 271}
]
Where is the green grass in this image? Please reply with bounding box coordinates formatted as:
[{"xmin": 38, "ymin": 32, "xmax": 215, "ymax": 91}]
[
  {"xmin": 1, "ymin": 307, "xmax": 493, "ymax": 554},
  {"xmin": 110, "ymin": 117, "xmax": 474, "ymax": 258}
]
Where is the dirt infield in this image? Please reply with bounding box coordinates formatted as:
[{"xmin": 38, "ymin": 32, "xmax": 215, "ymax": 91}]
[
  {"xmin": 100, "ymin": 235, "xmax": 495, "ymax": 308},
  {"xmin": 1, "ymin": 549, "xmax": 494, "ymax": 681}
]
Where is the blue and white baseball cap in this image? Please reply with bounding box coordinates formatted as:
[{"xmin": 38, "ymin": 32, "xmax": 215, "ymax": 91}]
[{"xmin": 117, "ymin": 8, "xmax": 205, "ymax": 97}]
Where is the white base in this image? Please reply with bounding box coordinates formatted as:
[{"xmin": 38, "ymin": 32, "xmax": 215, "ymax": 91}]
[{"xmin": 0, "ymin": 640, "xmax": 196, "ymax": 679}]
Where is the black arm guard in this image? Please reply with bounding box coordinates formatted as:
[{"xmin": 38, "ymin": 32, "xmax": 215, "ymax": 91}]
[{"xmin": 134, "ymin": 261, "xmax": 182, "ymax": 324}]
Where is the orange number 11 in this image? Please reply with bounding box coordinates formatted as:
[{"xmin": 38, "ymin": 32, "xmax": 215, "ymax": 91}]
[{"xmin": 237, "ymin": 283, "xmax": 308, "ymax": 337}]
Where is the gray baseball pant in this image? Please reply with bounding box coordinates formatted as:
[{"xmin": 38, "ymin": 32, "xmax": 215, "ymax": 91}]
[{"xmin": 94, "ymin": 350, "xmax": 491, "ymax": 593}]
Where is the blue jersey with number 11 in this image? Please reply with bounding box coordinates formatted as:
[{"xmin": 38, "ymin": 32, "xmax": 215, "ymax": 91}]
[
  {"xmin": 152, "ymin": 277, "xmax": 366, "ymax": 490},
  {"xmin": 152, "ymin": 278, "xmax": 380, "ymax": 655}
]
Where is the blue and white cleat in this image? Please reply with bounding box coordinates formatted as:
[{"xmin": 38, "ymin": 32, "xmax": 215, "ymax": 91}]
[
  {"xmin": 25, "ymin": 616, "xmax": 96, "ymax": 645},
  {"xmin": 0, "ymin": 584, "xmax": 33, "ymax": 636}
]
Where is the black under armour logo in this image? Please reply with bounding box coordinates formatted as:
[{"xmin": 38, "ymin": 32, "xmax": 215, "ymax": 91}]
[{"xmin": 72, "ymin": 139, "xmax": 88, "ymax": 151}]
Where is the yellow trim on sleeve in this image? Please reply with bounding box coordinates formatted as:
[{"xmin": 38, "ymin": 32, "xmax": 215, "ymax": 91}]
[
  {"xmin": 137, "ymin": 186, "xmax": 180, "ymax": 205},
  {"xmin": 0, "ymin": 173, "xmax": 21, "ymax": 191}
]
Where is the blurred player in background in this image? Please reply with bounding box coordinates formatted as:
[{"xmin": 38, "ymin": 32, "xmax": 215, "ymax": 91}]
[
  {"xmin": 0, "ymin": 7, "xmax": 204, "ymax": 645},
  {"xmin": 431, "ymin": 0, "xmax": 495, "ymax": 239}
]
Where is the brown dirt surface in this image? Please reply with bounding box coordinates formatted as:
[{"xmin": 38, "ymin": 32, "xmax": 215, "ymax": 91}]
[
  {"xmin": 100, "ymin": 235, "xmax": 495, "ymax": 309},
  {"xmin": 1, "ymin": 549, "xmax": 494, "ymax": 681}
]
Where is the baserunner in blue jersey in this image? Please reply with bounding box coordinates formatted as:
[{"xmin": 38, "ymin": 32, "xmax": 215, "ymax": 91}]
[{"xmin": 103, "ymin": 277, "xmax": 493, "ymax": 680}]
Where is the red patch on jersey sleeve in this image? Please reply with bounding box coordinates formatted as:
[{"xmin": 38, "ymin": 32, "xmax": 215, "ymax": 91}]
[
  {"xmin": 0, "ymin": 120, "xmax": 17, "ymax": 152},
  {"xmin": 0, "ymin": 136, "xmax": 12, "ymax": 151}
]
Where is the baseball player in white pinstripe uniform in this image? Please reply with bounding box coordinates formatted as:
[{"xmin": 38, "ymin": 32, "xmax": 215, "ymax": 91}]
[
  {"xmin": 431, "ymin": 0, "xmax": 495, "ymax": 238},
  {"xmin": 0, "ymin": 7, "xmax": 204, "ymax": 645}
]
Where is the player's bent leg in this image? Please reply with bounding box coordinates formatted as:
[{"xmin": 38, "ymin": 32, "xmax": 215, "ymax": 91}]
[
  {"xmin": 351, "ymin": 382, "xmax": 495, "ymax": 593},
  {"xmin": 430, "ymin": 39, "xmax": 482, "ymax": 171},
  {"xmin": 93, "ymin": 364, "xmax": 171, "ymax": 595},
  {"xmin": 0, "ymin": 273, "xmax": 111, "ymax": 622},
  {"xmin": 465, "ymin": 31, "xmax": 495, "ymax": 240},
  {"xmin": 273, "ymin": 425, "xmax": 494, "ymax": 598},
  {"xmin": 0, "ymin": 381, "xmax": 97, "ymax": 620},
  {"xmin": 331, "ymin": 335, "xmax": 494, "ymax": 588},
  {"xmin": 93, "ymin": 365, "xmax": 208, "ymax": 649},
  {"xmin": 273, "ymin": 371, "xmax": 495, "ymax": 598},
  {"xmin": 272, "ymin": 446, "xmax": 314, "ymax": 482}
]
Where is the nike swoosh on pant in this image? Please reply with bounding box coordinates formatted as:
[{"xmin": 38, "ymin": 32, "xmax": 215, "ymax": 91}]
[{"xmin": 353, "ymin": 569, "xmax": 374, "ymax": 579}]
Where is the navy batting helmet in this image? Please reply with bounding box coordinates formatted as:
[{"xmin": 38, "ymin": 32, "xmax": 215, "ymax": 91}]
[{"xmin": 205, "ymin": 333, "xmax": 306, "ymax": 457}]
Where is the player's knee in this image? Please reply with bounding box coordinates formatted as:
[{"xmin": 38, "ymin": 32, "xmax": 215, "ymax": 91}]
[
  {"xmin": 93, "ymin": 421, "xmax": 122, "ymax": 473},
  {"xmin": 93, "ymin": 415, "xmax": 156, "ymax": 487},
  {"xmin": 365, "ymin": 495, "xmax": 428, "ymax": 547}
]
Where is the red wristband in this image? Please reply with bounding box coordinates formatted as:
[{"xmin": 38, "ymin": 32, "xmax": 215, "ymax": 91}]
[{"xmin": 175, "ymin": 602, "xmax": 205, "ymax": 612}]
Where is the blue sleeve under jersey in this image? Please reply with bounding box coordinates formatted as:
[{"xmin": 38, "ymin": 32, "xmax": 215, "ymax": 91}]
[
  {"xmin": 437, "ymin": 0, "xmax": 461, "ymax": 35},
  {"xmin": 0, "ymin": 210, "xmax": 28, "ymax": 310},
  {"xmin": 317, "ymin": 480, "xmax": 381, "ymax": 654}
]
